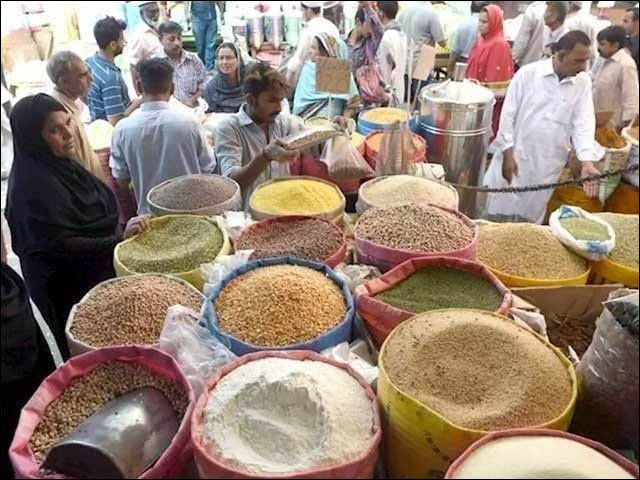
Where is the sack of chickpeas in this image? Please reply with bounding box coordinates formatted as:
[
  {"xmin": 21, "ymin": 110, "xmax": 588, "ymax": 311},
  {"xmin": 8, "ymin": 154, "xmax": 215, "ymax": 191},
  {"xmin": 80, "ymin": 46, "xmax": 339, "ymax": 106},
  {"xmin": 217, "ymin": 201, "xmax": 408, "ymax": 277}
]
[{"xmin": 9, "ymin": 346, "xmax": 195, "ymax": 479}]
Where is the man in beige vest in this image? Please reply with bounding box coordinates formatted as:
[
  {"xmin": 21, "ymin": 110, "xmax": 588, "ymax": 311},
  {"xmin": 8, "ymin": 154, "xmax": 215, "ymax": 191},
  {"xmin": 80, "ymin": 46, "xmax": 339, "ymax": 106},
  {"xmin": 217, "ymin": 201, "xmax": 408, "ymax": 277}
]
[{"xmin": 47, "ymin": 51, "xmax": 103, "ymax": 179}]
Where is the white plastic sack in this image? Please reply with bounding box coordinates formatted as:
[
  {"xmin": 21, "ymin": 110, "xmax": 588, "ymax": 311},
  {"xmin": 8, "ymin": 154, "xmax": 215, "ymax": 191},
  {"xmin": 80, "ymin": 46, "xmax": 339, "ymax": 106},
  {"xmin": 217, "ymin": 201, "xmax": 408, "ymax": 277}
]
[
  {"xmin": 549, "ymin": 205, "xmax": 616, "ymax": 261},
  {"xmin": 159, "ymin": 305, "xmax": 236, "ymax": 397},
  {"xmin": 334, "ymin": 263, "xmax": 382, "ymax": 294}
]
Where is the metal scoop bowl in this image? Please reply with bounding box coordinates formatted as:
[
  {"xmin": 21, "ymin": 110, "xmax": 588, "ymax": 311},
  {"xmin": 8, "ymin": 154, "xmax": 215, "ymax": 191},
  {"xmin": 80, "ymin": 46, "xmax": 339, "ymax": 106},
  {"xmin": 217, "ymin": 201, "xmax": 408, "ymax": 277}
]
[{"xmin": 43, "ymin": 387, "xmax": 179, "ymax": 479}]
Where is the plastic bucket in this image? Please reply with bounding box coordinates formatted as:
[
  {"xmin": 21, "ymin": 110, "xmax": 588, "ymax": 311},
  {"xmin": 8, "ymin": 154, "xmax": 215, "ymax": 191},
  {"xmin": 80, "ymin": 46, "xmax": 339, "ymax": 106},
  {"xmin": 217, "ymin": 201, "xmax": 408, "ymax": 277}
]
[
  {"xmin": 485, "ymin": 264, "xmax": 591, "ymax": 288},
  {"xmin": 590, "ymin": 257, "xmax": 639, "ymax": 288}
]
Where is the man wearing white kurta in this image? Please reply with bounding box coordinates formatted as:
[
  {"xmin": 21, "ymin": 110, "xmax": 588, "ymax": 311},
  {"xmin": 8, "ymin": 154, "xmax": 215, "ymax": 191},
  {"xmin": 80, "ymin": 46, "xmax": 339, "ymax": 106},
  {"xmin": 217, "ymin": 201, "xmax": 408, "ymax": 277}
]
[{"xmin": 485, "ymin": 31, "xmax": 600, "ymax": 224}]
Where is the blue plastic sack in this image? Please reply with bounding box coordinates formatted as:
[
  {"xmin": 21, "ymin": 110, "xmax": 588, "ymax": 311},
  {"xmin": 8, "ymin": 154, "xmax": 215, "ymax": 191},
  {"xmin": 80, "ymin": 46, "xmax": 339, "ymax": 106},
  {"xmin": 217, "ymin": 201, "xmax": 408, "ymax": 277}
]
[{"xmin": 203, "ymin": 257, "xmax": 355, "ymax": 356}]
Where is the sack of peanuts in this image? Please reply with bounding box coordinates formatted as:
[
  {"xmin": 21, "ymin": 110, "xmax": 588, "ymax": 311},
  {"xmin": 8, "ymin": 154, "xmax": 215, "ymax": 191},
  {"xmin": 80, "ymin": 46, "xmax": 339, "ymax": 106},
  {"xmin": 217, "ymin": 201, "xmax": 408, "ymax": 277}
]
[
  {"xmin": 321, "ymin": 133, "xmax": 374, "ymax": 182},
  {"xmin": 571, "ymin": 289, "xmax": 638, "ymax": 452},
  {"xmin": 9, "ymin": 346, "xmax": 195, "ymax": 479}
]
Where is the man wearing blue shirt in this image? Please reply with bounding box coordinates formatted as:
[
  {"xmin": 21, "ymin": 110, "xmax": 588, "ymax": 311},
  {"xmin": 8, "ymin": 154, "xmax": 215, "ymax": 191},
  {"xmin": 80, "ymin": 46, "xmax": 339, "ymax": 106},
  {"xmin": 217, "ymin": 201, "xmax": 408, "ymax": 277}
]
[
  {"xmin": 86, "ymin": 16, "xmax": 141, "ymax": 125},
  {"xmin": 189, "ymin": 1, "xmax": 218, "ymax": 71}
]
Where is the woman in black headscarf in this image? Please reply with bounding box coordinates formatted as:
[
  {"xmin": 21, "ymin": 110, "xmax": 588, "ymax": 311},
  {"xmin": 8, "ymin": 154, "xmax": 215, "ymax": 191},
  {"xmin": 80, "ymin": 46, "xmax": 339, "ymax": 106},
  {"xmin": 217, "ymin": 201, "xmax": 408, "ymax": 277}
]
[
  {"xmin": 5, "ymin": 94, "xmax": 148, "ymax": 358},
  {"xmin": 204, "ymin": 43, "xmax": 248, "ymax": 113}
]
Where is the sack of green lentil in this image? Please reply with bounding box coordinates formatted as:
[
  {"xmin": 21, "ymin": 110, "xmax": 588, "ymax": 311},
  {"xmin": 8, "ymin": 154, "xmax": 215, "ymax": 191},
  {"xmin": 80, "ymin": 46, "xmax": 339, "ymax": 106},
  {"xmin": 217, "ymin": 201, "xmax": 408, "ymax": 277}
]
[
  {"xmin": 549, "ymin": 205, "xmax": 616, "ymax": 261},
  {"xmin": 355, "ymin": 256, "xmax": 512, "ymax": 347},
  {"xmin": 354, "ymin": 204, "xmax": 477, "ymax": 272},
  {"xmin": 235, "ymin": 215, "xmax": 347, "ymax": 267},
  {"xmin": 147, "ymin": 174, "xmax": 242, "ymax": 216},
  {"xmin": 9, "ymin": 346, "xmax": 194, "ymax": 479},
  {"xmin": 203, "ymin": 257, "xmax": 355, "ymax": 355},
  {"xmin": 571, "ymin": 290, "xmax": 639, "ymax": 452}
]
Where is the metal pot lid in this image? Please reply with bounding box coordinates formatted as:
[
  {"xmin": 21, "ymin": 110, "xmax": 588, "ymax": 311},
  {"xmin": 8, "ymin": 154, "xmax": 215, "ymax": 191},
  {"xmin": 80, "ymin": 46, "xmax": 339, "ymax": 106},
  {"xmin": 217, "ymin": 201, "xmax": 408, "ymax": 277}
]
[{"xmin": 420, "ymin": 79, "xmax": 494, "ymax": 106}]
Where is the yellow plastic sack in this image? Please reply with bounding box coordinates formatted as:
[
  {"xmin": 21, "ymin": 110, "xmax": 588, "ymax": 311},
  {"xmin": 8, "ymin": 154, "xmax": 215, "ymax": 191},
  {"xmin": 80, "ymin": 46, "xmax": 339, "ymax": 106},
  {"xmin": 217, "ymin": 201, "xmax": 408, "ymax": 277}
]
[
  {"xmin": 378, "ymin": 311, "xmax": 578, "ymax": 479},
  {"xmin": 591, "ymin": 258, "xmax": 639, "ymax": 288},
  {"xmin": 545, "ymin": 185, "xmax": 603, "ymax": 223},
  {"xmin": 113, "ymin": 216, "xmax": 231, "ymax": 291}
]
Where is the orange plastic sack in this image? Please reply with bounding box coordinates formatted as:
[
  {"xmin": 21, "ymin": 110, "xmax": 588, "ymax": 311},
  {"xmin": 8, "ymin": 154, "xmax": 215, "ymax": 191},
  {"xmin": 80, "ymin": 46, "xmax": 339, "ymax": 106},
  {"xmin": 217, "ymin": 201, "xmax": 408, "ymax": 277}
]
[
  {"xmin": 9, "ymin": 346, "xmax": 195, "ymax": 479},
  {"xmin": 191, "ymin": 350, "xmax": 382, "ymax": 479},
  {"xmin": 356, "ymin": 256, "xmax": 512, "ymax": 347}
]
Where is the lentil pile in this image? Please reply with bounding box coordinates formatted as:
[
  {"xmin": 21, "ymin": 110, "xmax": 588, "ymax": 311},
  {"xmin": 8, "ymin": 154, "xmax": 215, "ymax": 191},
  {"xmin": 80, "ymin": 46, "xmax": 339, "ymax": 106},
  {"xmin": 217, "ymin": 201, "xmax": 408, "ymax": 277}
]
[
  {"xmin": 595, "ymin": 127, "xmax": 626, "ymax": 149},
  {"xmin": 70, "ymin": 275, "xmax": 203, "ymax": 348},
  {"xmin": 375, "ymin": 268, "xmax": 504, "ymax": 313},
  {"xmin": 478, "ymin": 223, "xmax": 587, "ymax": 279},
  {"xmin": 236, "ymin": 218, "xmax": 344, "ymax": 263},
  {"xmin": 382, "ymin": 310, "xmax": 574, "ymax": 431},
  {"xmin": 595, "ymin": 213, "xmax": 639, "ymax": 268},
  {"xmin": 355, "ymin": 205, "xmax": 473, "ymax": 252},
  {"xmin": 251, "ymin": 179, "xmax": 343, "ymax": 216},
  {"xmin": 360, "ymin": 175, "xmax": 457, "ymax": 210},
  {"xmin": 118, "ymin": 216, "xmax": 224, "ymax": 273},
  {"xmin": 559, "ymin": 217, "xmax": 611, "ymax": 241},
  {"xmin": 30, "ymin": 361, "xmax": 188, "ymax": 464},
  {"xmin": 149, "ymin": 175, "xmax": 237, "ymax": 211},
  {"xmin": 215, "ymin": 265, "xmax": 347, "ymax": 346}
]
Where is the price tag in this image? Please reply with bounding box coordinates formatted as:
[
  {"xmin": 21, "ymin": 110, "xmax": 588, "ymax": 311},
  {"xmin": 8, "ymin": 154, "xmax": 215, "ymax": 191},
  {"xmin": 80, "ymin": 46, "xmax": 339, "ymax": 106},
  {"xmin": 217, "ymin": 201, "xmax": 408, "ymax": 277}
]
[{"xmin": 316, "ymin": 57, "xmax": 352, "ymax": 94}]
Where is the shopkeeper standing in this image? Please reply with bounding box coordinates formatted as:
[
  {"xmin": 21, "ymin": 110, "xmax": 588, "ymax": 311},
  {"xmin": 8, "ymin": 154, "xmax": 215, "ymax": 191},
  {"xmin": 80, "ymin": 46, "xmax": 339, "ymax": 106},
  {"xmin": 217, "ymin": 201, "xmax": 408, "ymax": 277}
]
[
  {"xmin": 484, "ymin": 31, "xmax": 600, "ymax": 224},
  {"xmin": 6, "ymin": 94, "xmax": 149, "ymax": 358}
]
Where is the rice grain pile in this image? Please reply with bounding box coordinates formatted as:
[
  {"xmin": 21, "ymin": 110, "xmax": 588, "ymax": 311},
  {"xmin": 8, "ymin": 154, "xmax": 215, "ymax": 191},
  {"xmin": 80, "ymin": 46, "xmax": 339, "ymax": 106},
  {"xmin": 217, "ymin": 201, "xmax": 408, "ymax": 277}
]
[
  {"xmin": 149, "ymin": 175, "xmax": 238, "ymax": 211},
  {"xmin": 478, "ymin": 223, "xmax": 587, "ymax": 279},
  {"xmin": 70, "ymin": 275, "xmax": 203, "ymax": 348},
  {"xmin": 215, "ymin": 265, "xmax": 347, "ymax": 346},
  {"xmin": 30, "ymin": 361, "xmax": 188, "ymax": 464},
  {"xmin": 250, "ymin": 179, "xmax": 343, "ymax": 216},
  {"xmin": 236, "ymin": 218, "xmax": 344, "ymax": 263},
  {"xmin": 595, "ymin": 213, "xmax": 639, "ymax": 268},
  {"xmin": 360, "ymin": 175, "xmax": 457, "ymax": 210},
  {"xmin": 118, "ymin": 216, "xmax": 224, "ymax": 273},
  {"xmin": 382, "ymin": 310, "xmax": 574, "ymax": 431},
  {"xmin": 355, "ymin": 204, "xmax": 473, "ymax": 252}
]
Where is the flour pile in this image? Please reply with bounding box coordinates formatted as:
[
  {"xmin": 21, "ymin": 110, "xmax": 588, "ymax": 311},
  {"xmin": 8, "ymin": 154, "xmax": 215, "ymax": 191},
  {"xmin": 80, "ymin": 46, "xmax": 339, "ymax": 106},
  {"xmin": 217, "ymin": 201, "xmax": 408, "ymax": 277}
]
[{"xmin": 201, "ymin": 357, "xmax": 375, "ymax": 475}]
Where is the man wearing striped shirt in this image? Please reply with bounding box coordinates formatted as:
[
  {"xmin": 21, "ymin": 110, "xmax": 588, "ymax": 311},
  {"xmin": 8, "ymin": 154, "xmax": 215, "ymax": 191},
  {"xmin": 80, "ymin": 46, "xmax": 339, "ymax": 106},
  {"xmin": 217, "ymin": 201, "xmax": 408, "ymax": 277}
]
[{"xmin": 86, "ymin": 16, "xmax": 141, "ymax": 126}]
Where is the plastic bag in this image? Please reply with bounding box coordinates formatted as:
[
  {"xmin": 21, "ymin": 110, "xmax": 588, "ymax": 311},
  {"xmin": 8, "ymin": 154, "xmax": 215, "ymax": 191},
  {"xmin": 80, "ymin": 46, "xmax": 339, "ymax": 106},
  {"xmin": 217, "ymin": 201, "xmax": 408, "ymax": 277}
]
[
  {"xmin": 215, "ymin": 211, "xmax": 254, "ymax": 242},
  {"xmin": 321, "ymin": 133, "xmax": 374, "ymax": 181},
  {"xmin": 159, "ymin": 306, "xmax": 236, "ymax": 398},
  {"xmin": 321, "ymin": 341, "xmax": 379, "ymax": 386},
  {"xmin": 549, "ymin": 205, "xmax": 616, "ymax": 261},
  {"xmin": 202, "ymin": 249, "xmax": 253, "ymax": 293},
  {"xmin": 334, "ymin": 263, "xmax": 382, "ymax": 294},
  {"xmin": 355, "ymin": 64, "xmax": 388, "ymax": 105},
  {"xmin": 375, "ymin": 121, "xmax": 415, "ymax": 176},
  {"xmin": 571, "ymin": 289, "xmax": 639, "ymax": 452}
]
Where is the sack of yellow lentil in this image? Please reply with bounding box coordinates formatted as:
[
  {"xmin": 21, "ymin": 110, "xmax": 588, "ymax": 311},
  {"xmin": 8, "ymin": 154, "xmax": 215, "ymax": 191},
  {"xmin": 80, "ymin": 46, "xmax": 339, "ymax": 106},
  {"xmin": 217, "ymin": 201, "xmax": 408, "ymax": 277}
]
[
  {"xmin": 549, "ymin": 205, "xmax": 616, "ymax": 261},
  {"xmin": 203, "ymin": 257, "xmax": 355, "ymax": 355},
  {"xmin": 249, "ymin": 176, "xmax": 346, "ymax": 224}
]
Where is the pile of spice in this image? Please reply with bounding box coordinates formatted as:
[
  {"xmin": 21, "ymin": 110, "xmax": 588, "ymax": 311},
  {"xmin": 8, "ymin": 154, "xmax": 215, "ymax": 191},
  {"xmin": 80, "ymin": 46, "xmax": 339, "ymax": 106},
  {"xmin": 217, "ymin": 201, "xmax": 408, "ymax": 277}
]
[
  {"xmin": 355, "ymin": 205, "xmax": 473, "ymax": 252},
  {"xmin": 149, "ymin": 175, "xmax": 238, "ymax": 211},
  {"xmin": 478, "ymin": 223, "xmax": 587, "ymax": 279},
  {"xmin": 215, "ymin": 265, "xmax": 347, "ymax": 346},
  {"xmin": 30, "ymin": 361, "xmax": 188, "ymax": 464},
  {"xmin": 359, "ymin": 175, "xmax": 457, "ymax": 210},
  {"xmin": 382, "ymin": 310, "xmax": 574, "ymax": 431},
  {"xmin": 448, "ymin": 435, "xmax": 636, "ymax": 479},
  {"xmin": 250, "ymin": 178, "xmax": 343, "ymax": 216},
  {"xmin": 375, "ymin": 268, "xmax": 504, "ymax": 313},
  {"xmin": 595, "ymin": 127, "xmax": 626, "ymax": 149},
  {"xmin": 595, "ymin": 213, "xmax": 639, "ymax": 268},
  {"xmin": 559, "ymin": 216, "xmax": 611, "ymax": 241},
  {"xmin": 118, "ymin": 216, "xmax": 224, "ymax": 273},
  {"xmin": 70, "ymin": 275, "xmax": 203, "ymax": 348},
  {"xmin": 235, "ymin": 218, "xmax": 344, "ymax": 263},
  {"xmin": 201, "ymin": 357, "xmax": 374, "ymax": 475}
]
